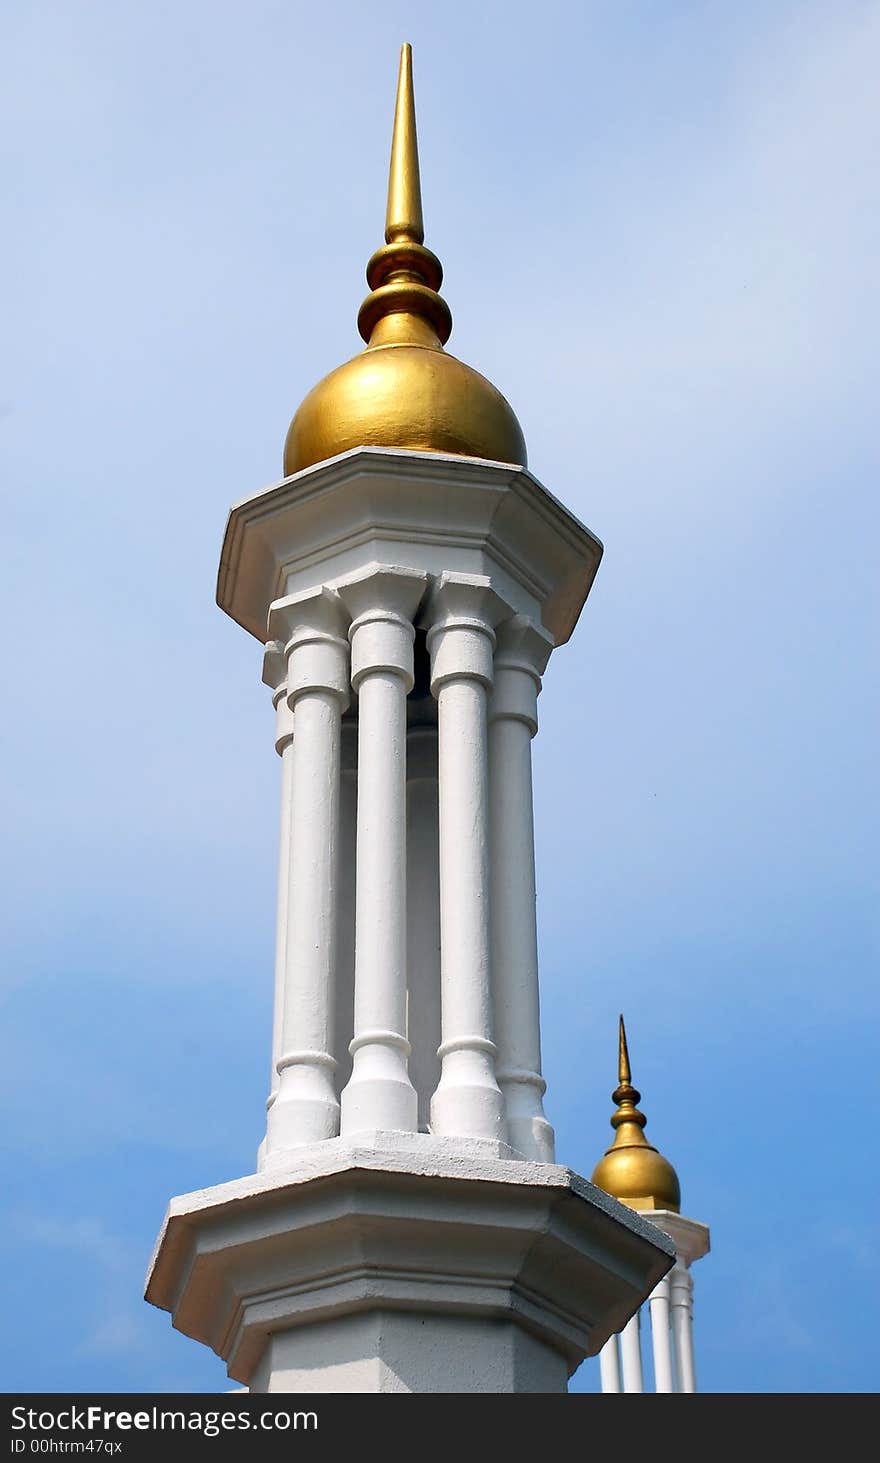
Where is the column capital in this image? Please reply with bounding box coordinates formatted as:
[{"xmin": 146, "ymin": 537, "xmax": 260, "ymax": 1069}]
[
  {"xmin": 268, "ymin": 585, "xmax": 351, "ymax": 653},
  {"xmin": 262, "ymin": 639, "xmax": 293, "ymax": 753},
  {"xmin": 336, "ymin": 563, "xmax": 428, "ymax": 625},
  {"xmin": 262, "ymin": 639, "xmax": 287, "ymax": 693},
  {"xmin": 268, "ymin": 588, "xmax": 351, "ymax": 710},
  {"xmin": 647, "ymin": 1211, "xmax": 710, "ymax": 1267},
  {"xmin": 423, "ymin": 575, "xmax": 511, "ymax": 696},
  {"xmin": 489, "ymin": 615, "xmax": 554, "ymax": 736},
  {"xmin": 421, "ymin": 572, "xmax": 510, "ymax": 637},
  {"xmin": 336, "ymin": 566, "xmax": 427, "ymax": 696},
  {"xmin": 494, "ymin": 614, "xmax": 554, "ymax": 679}
]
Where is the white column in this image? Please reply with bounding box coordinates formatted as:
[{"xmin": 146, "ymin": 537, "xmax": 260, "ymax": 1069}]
[
  {"xmin": 258, "ymin": 641, "xmax": 295, "ymax": 1171},
  {"xmin": 620, "ymin": 1311, "xmax": 644, "ymax": 1393},
  {"xmin": 265, "ymin": 588, "xmax": 350, "ymax": 1156},
  {"xmin": 339, "ymin": 568, "xmax": 426, "ymax": 1136},
  {"xmin": 333, "ymin": 718, "xmax": 358, "ymax": 1096},
  {"xmin": 670, "ymin": 1262, "xmax": 697, "ymax": 1393},
  {"xmin": 488, "ymin": 615, "xmax": 555, "ymax": 1162},
  {"xmin": 425, "ymin": 574, "xmax": 506, "ymax": 1145},
  {"xmin": 648, "ymin": 1274, "xmax": 675, "ymax": 1393},
  {"xmin": 599, "ymin": 1336, "xmax": 622, "ymax": 1394},
  {"xmin": 406, "ymin": 721, "xmax": 441, "ymax": 1133}
]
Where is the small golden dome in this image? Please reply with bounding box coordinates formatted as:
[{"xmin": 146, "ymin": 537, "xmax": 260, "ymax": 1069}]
[
  {"xmin": 283, "ymin": 44, "xmax": 527, "ymax": 477},
  {"xmin": 591, "ymin": 1016, "xmax": 681, "ymax": 1214}
]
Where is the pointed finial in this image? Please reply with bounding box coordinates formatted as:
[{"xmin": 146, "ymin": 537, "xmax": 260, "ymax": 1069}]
[
  {"xmin": 281, "ymin": 42, "xmax": 528, "ymax": 476},
  {"xmin": 610, "ymin": 1013, "xmax": 647, "ymax": 1135},
  {"xmin": 386, "ymin": 43, "xmax": 424, "ymax": 245},
  {"xmin": 618, "ymin": 1013, "xmax": 631, "ymax": 1087},
  {"xmin": 590, "ymin": 1014, "xmax": 682, "ymax": 1213},
  {"xmin": 357, "ymin": 45, "xmax": 452, "ymax": 348}
]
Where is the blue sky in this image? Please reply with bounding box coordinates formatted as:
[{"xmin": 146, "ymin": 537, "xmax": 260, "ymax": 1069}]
[{"xmin": 1, "ymin": 0, "xmax": 877, "ymax": 1393}]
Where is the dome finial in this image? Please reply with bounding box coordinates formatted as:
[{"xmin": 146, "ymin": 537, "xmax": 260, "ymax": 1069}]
[
  {"xmin": 356, "ymin": 45, "xmax": 452, "ymax": 348},
  {"xmin": 385, "ymin": 43, "xmax": 423, "ymax": 245},
  {"xmin": 591, "ymin": 1014, "xmax": 681, "ymax": 1213},
  {"xmin": 282, "ymin": 44, "xmax": 527, "ymax": 476},
  {"xmin": 618, "ymin": 1012, "xmax": 631, "ymax": 1086}
]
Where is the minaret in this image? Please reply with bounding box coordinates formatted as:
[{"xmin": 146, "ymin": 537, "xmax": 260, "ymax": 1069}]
[
  {"xmin": 591, "ymin": 1017, "xmax": 711, "ymax": 1393},
  {"xmin": 145, "ymin": 45, "xmax": 674, "ymax": 1394}
]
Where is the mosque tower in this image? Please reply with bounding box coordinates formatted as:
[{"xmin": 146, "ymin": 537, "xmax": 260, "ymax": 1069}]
[
  {"xmin": 145, "ymin": 44, "xmax": 674, "ymax": 1393},
  {"xmin": 591, "ymin": 1018, "xmax": 710, "ymax": 1393}
]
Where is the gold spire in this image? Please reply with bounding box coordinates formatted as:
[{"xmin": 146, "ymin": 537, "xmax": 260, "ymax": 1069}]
[
  {"xmin": 355, "ymin": 43, "xmax": 451, "ymax": 351},
  {"xmin": 385, "ymin": 43, "xmax": 423, "ymax": 244},
  {"xmin": 618, "ymin": 1011, "xmax": 632, "ymax": 1085},
  {"xmin": 590, "ymin": 1015, "xmax": 681, "ymax": 1214},
  {"xmin": 283, "ymin": 44, "xmax": 526, "ymax": 476}
]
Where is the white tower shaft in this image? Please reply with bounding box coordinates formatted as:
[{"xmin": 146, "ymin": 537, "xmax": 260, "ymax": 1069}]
[{"xmin": 147, "ymin": 448, "xmax": 674, "ymax": 1393}]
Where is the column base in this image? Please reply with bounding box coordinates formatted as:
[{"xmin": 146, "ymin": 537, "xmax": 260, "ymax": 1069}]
[
  {"xmin": 429, "ymin": 1083, "xmax": 507, "ymax": 1145},
  {"xmin": 264, "ymin": 1064, "xmax": 340, "ymax": 1156},
  {"xmin": 146, "ymin": 1138, "xmax": 674, "ymax": 1394},
  {"xmin": 340, "ymin": 1076, "xmax": 418, "ymax": 1138},
  {"xmin": 264, "ymin": 1094, "xmax": 340, "ymax": 1156},
  {"xmin": 430, "ymin": 1047, "xmax": 507, "ymax": 1145},
  {"xmin": 499, "ymin": 1074, "xmax": 556, "ymax": 1163},
  {"xmin": 505, "ymin": 1112, "xmax": 556, "ymax": 1164},
  {"xmin": 340, "ymin": 1045, "xmax": 418, "ymax": 1139}
]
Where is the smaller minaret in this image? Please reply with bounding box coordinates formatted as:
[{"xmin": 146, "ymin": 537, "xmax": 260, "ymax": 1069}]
[{"xmin": 591, "ymin": 1017, "xmax": 710, "ymax": 1394}]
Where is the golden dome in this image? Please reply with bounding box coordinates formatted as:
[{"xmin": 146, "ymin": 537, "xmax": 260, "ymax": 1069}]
[
  {"xmin": 283, "ymin": 44, "xmax": 527, "ymax": 477},
  {"xmin": 591, "ymin": 1016, "xmax": 681, "ymax": 1214}
]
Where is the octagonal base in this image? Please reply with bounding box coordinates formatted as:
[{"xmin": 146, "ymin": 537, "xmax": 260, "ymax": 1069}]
[{"xmin": 146, "ymin": 1137, "xmax": 674, "ymax": 1393}]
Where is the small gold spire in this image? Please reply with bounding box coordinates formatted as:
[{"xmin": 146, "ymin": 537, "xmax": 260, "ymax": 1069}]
[
  {"xmin": 591, "ymin": 1015, "xmax": 681, "ymax": 1213},
  {"xmin": 385, "ymin": 43, "xmax": 423, "ymax": 245},
  {"xmin": 618, "ymin": 1011, "xmax": 632, "ymax": 1086}
]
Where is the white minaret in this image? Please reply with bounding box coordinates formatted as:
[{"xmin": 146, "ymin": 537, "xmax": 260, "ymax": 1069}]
[
  {"xmin": 592, "ymin": 1017, "xmax": 710, "ymax": 1393},
  {"xmin": 146, "ymin": 45, "xmax": 674, "ymax": 1394}
]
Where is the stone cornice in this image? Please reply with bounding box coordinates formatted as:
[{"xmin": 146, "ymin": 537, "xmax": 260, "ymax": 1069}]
[{"xmin": 216, "ymin": 447, "xmax": 603, "ymax": 648}]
